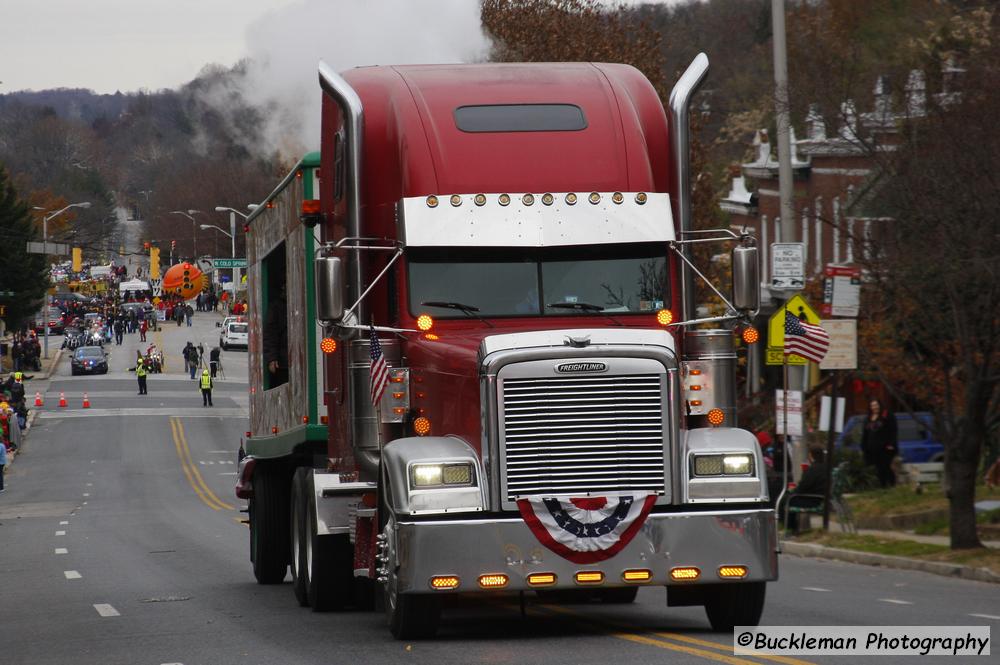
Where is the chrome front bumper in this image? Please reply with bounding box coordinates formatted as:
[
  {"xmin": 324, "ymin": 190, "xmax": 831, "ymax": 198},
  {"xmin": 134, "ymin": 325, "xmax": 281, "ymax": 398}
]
[{"xmin": 392, "ymin": 508, "xmax": 777, "ymax": 593}]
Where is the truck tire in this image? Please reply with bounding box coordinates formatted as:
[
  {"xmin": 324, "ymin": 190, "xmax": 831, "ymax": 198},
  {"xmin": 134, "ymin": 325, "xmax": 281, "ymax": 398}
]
[
  {"xmin": 380, "ymin": 483, "xmax": 440, "ymax": 639},
  {"xmin": 250, "ymin": 466, "xmax": 289, "ymax": 584},
  {"xmin": 290, "ymin": 468, "xmax": 309, "ymax": 606},
  {"xmin": 305, "ymin": 474, "xmax": 354, "ymax": 611},
  {"xmin": 704, "ymin": 582, "xmax": 766, "ymax": 631}
]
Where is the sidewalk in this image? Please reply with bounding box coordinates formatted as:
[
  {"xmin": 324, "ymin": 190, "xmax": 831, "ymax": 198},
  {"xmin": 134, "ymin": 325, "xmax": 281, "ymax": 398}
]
[{"xmin": 783, "ymin": 521, "xmax": 1000, "ymax": 584}]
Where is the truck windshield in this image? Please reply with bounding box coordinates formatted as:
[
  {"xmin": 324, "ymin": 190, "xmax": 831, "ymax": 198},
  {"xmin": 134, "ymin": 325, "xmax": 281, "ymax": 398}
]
[{"xmin": 408, "ymin": 244, "xmax": 668, "ymax": 318}]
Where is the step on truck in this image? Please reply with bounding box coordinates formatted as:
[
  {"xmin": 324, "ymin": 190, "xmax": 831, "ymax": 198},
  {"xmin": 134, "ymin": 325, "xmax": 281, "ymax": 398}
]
[{"xmin": 235, "ymin": 54, "xmax": 777, "ymax": 639}]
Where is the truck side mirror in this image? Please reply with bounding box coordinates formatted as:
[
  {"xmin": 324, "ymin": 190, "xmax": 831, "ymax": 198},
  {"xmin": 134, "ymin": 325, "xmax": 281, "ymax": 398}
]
[
  {"xmin": 315, "ymin": 256, "xmax": 344, "ymax": 322},
  {"xmin": 731, "ymin": 245, "xmax": 760, "ymax": 314}
]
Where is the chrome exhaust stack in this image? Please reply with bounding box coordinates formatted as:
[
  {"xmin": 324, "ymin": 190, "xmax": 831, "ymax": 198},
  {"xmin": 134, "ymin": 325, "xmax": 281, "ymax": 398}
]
[{"xmin": 669, "ymin": 53, "xmax": 710, "ymax": 324}]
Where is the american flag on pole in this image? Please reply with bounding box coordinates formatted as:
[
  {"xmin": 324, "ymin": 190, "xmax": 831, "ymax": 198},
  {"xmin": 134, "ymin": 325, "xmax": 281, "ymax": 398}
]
[
  {"xmin": 784, "ymin": 310, "xmax": 830, "ymax": 363},
  {"xmin": 369, "ymin": 325, "xmax": 389, "ymax": 405}
]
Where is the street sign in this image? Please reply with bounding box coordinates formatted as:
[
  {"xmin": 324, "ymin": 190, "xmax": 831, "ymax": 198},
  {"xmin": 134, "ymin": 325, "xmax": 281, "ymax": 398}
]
[
  {"xmin": 771, "ymin": 242, "xmax": 804, "ymax": 289},
  {"xmin": 822, "ymin": 265, "xmax": 861, "ymax": 317},
  {"xmin": 766, "ymin": 294, "xmax": 820, "ymax": 365},
  {"xmin": 819, "ymin": 319, "xmax": 858, "ymax": 370},
  {"xmin": 212, "ymin": 258, "xmax": 247, "ymax": 269},
  {"xmin": 27, "ymin": 241, "xmax": 70, "ymax": 256},
  {"xmin": 818, "ymin": 395, "xmax": 846, "ymax": 432},
  {"xmin": 775, "ymin": 389, "xmax": 803, "ymax": 436},
  {"xmin": 196, "ymin": 258, "xmax": 215, "ymax": 274}
]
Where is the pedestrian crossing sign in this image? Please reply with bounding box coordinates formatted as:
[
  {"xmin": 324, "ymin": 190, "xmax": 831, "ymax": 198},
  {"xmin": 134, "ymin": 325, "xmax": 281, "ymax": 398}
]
[{"xmin": 766, "ymin": 294, "xmax": 820, "ymax": 365}]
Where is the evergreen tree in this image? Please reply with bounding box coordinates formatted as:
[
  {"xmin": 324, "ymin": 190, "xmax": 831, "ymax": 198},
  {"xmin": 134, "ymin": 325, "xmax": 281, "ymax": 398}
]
[{"xmin": 0, "ymin": 163, "xmax": 48, "ymax": 330}]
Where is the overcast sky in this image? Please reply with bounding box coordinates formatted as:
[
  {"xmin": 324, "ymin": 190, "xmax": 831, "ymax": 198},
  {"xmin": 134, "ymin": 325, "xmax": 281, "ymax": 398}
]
[{"xmin": 0, "ymin": 0, "xmax": 678, "ymax": 94}]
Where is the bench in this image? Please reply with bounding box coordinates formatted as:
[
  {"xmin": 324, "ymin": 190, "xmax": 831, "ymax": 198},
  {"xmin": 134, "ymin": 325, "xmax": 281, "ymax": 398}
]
[{"xmin": 783, "ymin": 463, "xmax": 857, "ymax": 535}]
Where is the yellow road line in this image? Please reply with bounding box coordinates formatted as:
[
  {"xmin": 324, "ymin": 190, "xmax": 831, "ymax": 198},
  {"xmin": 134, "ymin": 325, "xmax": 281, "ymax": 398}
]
[
  {"xmin": 537, "ymin": 603, "xmax": 817, "ymax": 665},
  {"xmin": 170, "ymin": 417, "xmax": 234, "ymax": 511}
]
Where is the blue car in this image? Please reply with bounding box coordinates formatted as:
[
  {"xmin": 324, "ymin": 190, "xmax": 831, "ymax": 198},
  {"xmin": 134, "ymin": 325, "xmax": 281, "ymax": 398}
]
[{"xmin": 836, "ymin": 412, "xmax": 943, "ymax": 463}]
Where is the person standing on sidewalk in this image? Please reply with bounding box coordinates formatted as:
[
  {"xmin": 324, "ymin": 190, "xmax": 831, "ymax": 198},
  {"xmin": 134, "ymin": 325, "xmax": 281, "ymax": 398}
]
[
  {"xmin": 861, "ymin": 398, "xmax": 898, "ymax": 488},
  {"xmin": 0, "ymin": 432, "xmax": 7, "ymax": 492},
  {"xmin": 136, "ymin": 358, "xmax": 148, "ymax": 395},
  {"xmin": 199, "ymin": 369, "xmax": 213, "ymax": 407}
]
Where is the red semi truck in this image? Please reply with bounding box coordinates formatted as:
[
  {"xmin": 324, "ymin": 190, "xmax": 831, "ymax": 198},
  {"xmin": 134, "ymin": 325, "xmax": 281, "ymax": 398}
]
[{"xmin": 236, "ymin": 55, "xmax": 775, "ymax": 639}]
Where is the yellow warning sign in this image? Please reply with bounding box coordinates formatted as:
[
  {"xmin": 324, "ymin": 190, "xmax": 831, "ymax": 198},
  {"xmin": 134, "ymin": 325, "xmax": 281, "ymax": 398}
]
[{"xmin": 766, "ymin": 294, "xmax": 820, "ymax": 366}]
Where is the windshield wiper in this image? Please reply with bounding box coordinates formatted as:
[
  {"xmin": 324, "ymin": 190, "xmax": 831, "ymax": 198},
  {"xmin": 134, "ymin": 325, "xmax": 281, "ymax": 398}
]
[
  {"xmin": 547, "ymin": 301, "xmax": 623, "ymax": 325},
  {"xmin": 420, "ymin": 301, "xmax": 494, "ymax": 328}
]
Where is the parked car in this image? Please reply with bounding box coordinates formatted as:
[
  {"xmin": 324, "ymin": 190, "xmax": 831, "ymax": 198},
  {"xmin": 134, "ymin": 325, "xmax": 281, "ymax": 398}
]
[
  {"xmin": 220, "ymin": 322, "xmax": 248, "ymax": 351},
  {"xmin": 836, "ymin": 412, "xmax": 943, "ymax": 464},
  {"xmin": 70, "ymin": 345, "xmax": 108, "ymax": 376},
  {"xmin": 32, "ymin": 306, "xmax": 66, "ymax": 334}
]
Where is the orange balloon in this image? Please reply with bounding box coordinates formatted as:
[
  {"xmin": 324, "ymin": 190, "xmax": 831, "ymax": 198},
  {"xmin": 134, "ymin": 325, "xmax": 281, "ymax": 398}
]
[{"xmin": 162, "ymin": 262, "xmax": 205, "ymax": 300}]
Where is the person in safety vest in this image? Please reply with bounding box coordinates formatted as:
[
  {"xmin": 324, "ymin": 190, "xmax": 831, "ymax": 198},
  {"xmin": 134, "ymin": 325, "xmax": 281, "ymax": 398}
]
[
  {"xmin": 136, "ymin": 358, "xmax": 148, "ymax": 395},
  {"xmin": 199, "ymin": 369, "xmax": 213, "ymax": 407}
]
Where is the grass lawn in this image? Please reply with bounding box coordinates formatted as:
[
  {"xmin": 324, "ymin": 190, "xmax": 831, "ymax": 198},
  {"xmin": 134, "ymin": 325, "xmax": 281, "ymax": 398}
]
[
  {"xmin": 793, "ymin": 531, "xmax": 1000, "ymax": 576},
  {"xmin": 845, "ymin": 484, "xmax": 949, "ymax": 521}
]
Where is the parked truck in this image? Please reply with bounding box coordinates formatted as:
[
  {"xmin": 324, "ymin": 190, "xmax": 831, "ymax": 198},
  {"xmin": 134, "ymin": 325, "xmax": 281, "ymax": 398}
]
[{"xmin": 235, "ymin": 55, "xmax": 776, "ymax": 639}]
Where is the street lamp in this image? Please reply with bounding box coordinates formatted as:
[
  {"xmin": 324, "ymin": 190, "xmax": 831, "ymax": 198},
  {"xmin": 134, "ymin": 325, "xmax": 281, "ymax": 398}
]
[
  {"xmin": 200, "ymin": 223, "xmax": 234, "ymax": 288},
  {"xmin": 214, "ymin": 206, "xmax": 249, "ymax": 289},
  {"xmin": 35, "ymin": 201, "xmax": 91, "ymax": 359},
  {"xmin": 169, "ymin": 210, "xmax": 202, "ymax": 259}
]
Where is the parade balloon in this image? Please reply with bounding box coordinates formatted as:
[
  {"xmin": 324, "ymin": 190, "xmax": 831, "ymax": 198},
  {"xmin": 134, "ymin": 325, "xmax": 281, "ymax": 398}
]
[{"xmin": 162, "ymin": 262, "xmax": 205, "ymax": 300}]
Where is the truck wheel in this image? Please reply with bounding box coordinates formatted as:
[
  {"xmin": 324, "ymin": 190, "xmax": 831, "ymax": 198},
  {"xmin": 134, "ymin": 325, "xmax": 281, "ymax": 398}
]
[
  {"xmin": 289, "ymin": 468, "xmax": 309, "ymax": 606},
  {"xmin": 250, "ymin": 466, "xmax": 289, "ymax": 584},
  {"xmin": 304, "ymin": 474, "xmax": 354, "ymax": 611},
  {"xmin": 704, "ymin": 582, "xmax": 766, "ymax": 631},
  {"xmin": 380, "ymin": 487, "xmax": 440, "ymax": 639}
]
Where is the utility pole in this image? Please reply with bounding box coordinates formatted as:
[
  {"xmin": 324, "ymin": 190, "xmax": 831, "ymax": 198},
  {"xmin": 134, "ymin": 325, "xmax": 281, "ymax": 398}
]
[{"xmin": 772, "ymin": 0, "xmax": 796, "ymax": 245}]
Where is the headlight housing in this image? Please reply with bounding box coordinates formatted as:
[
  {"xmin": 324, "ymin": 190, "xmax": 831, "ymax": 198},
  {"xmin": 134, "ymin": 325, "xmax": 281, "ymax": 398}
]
[
  {"xmin": 691, "ymin": 453, "xmax": 754, "ymax": 477},
  {"xmin": 410, "ymin": 462, "xmax": 474, "ymax": 488}
]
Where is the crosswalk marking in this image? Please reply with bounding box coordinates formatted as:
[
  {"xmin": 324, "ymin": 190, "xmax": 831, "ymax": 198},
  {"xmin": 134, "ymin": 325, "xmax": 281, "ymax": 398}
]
[
  {"xmin": 64, "ymin": 570, "xmax": 82, "ymax": 579},
  {"xmin": 94, "ymin": 604, "xmax": 120, "ymax": 617},
  {"xmin": 801, "ymin": 586, "xmax": 831, "ymax": 592},
  {"xmin": 879, "ymin": 598, "xmax": 913, "ymax": 605},
  {"xmin": 56, "ymin": 530, "xmax": 66, "ymax": 536},
  {"xmin": 55, "ymin": 548, "xmax": 68, "ymax": 554}
]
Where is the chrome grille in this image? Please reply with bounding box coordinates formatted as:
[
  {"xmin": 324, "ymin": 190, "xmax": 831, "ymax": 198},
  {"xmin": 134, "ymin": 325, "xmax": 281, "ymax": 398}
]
[{"xmin": 500, "ymin": 373, "xmax": 665, "ymax": 499}]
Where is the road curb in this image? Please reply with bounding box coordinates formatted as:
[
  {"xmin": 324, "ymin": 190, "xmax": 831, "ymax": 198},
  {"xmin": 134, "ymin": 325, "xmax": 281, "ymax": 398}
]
[{"xmin": 782, "ymin": 541, "xmax": 1000, "ymax": 584}]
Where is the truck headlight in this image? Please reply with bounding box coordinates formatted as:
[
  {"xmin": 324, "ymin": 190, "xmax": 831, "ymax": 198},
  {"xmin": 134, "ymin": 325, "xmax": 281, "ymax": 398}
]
[
  {"xmin": 410, "ymin": 462, "xmax": 474, "ymax": 488},
  {"xmin": 692, "ymin": 453, "xmax": 754, "ymax": 477}
]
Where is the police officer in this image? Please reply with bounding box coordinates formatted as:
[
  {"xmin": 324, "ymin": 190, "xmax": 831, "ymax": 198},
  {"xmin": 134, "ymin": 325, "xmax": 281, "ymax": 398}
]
[
  {"xmin": 199, "ymin": 369, "xmax": 213, "ymax": 406},
  {"xmin": 136, "ymin": 358, "xmax": 148, "ymax": 395}
]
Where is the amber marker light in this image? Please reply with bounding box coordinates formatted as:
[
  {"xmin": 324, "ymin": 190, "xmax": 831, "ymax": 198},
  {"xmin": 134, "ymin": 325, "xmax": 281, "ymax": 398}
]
[
  {"xmin": 588, "ymin": 192, "xmax": 601, "ymax": 204},
  {"xmin": 320, "ymin": 337, "xmax": 337, "ymax": 354},
  {"xmin": 541, "ymin": 193, "xmax": 554, "ymax": 206},
  {"xmin": 498, "ymin": 193, "xmax": 511, "ymax": 206},
  {"xmin": 612, "ymin": 192, "xmax": 624, "ymax": 204},
  {"xmin": 741, "ymin": 325, "xmax": 760, "ymax": 345},
  {"xmin": 718, "ymin": 565, "xmax": 748, "ymax": 579},
  {"xmin": 416, "ymin": 314, "xmax": 434, "ymax": 331},
  {"xmin": 522, "ymin": 193, "xmax": 535, "ymax": 206},
  {"xmin": 575, "ymin": 571, "xmax": 604, "ymax": 585},
  {"xmin": 302, "ymin": 416, "xmax": 309, "ymax": 424},
  {"xmin": 320, "ymin": 415, "xmax": 329, "ymax": 425},
  {"xmin": 413, "ymin": 416, "xmax": 431, "ymax": 436},
  {"xmin": 271, "ymin": 426, "xmax": 279, "ymax": 434},
  {"xmin": 301, "ymin": 199, "xmax": 321, "ymax": 215},
  {"xmin": 622, "ymin": 569, "xmax": 652, "ymax": 583},
  {"xmin": 474, "ymin": 193, "xmax": 487, "ymax": 206},
  {"xmin": 429, "ymin": 576, "xmax": 460, "ymax": 590},
  {"xmin": 527, "ymin": 573, "xmax": 557, "ymax": 586},
  {"xmin": 424, "ymin": 333, "xmax": 440, "ymax": 341},
  {"xmin": 450, "ymin": 194, "xmax": 462, "ymax": 207},
  {"xmin": 565, "ymin": 193, "xmax": 578, "ymax": 205},
  {"xmin": 656, "ymin": 309, "xmax": 674, "ymax": 326},
  {"xmin": 670, "ymin": 566, "xmax": 700, "ymax": 581},
  {"xmin": 426, "ymin": 195, "xmax": 439, "ymax": 208},
  {"xmin": 707, "ymin": 408, "xmax": 726, "ymax": 427},
  {"xmin": 478, "ymin": 574, "xmax": 509, "ymax": 589},
  {"xmin": 689, "ymin": 400, "xmax": 703, "ymax": 407}
]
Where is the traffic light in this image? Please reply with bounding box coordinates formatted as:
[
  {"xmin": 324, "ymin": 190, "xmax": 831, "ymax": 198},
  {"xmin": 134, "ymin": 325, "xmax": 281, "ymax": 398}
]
[
  {"xmin": 72, "ymin": 247, "xmax": 82, "ymax": 273},
  {"xmin": 143, "ymin": 241, "xmax": 151, "ymax": 251},
  {"xmin": 149, "ymin": 247, "xmax": 160, "ymax": 280}
]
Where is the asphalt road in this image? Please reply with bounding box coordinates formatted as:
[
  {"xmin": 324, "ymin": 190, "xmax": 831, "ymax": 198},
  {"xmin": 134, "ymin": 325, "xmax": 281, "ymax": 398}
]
[{"xmin": 1, "ymin": 312, "xmax": 997, "ymax": 665}]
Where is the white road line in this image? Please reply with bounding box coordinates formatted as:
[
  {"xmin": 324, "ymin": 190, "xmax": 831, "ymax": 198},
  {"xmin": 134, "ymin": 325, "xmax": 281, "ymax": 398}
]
[
  {"xmin": 56, "ymin": 531, "xmax": 66, "ymax": 536},
  {"xmin": 59, "ymin": 521, "xmax": 69, "ymax": 525},
  {"xmin": 87, "ymin": 471, "xmax": 94, "ymax": 475},
  {"xmin": 879, "ymin": 598, "xmax": 913, "ymax": 605},
  {"xmin": 55, "ymin": 548, "xmax": 68, "ymax": 554},
  {"xmin": 82, "ymin": 501, "xmax": 88, "ymax": 505},
  {"xmin": 86, "ymin": 483, "xmax": 93, "ymax": 487},
  {"xmin": 64, "ymin": 570, "xmax": 82, "ymax": 579},
  {"xmin": 83, "ymin": 493, "xmax": 90, "ymax": 497},
  {"xmin": 801, "ymin": 586, "xmax": 831, "ymax": 592},
  {"xmin": 969, "ymin": 613, "xmax": 1000, "ymax": 620},
  {"xmin": 219, "ymin": 472, "xmax": 237, "ymax": 476},
  {"xmin": 198, "ymin": 461, "xmax": 206, "ymax": 465},
  {"xmin": 94, "ymin": 604, "xmax": 120, "ymax": 617}
]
